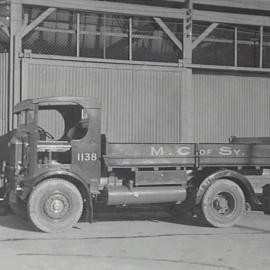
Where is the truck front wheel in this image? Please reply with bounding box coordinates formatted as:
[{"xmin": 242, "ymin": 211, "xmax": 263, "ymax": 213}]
[
  {"xmin": 28, "ymin": 179, "xmax": 83, "ymax": 232},
  {"xmin": 199, "ymin": 179, "xmax": 245, "ymax": 228}
]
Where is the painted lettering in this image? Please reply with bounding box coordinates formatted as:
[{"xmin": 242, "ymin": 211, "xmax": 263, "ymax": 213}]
[
  {"xmin": 219, "ymin": 146, "xmax": 232, "ymax": 156},
  {"xmin": 234, "ymin": 149, "xmax": 241, "ymax": 156},
  {"xmin": 177, "ymin": 147, "xmax": 191, "ymax": 156},
  {"xmin": 218, "ymin": 147, "xmax": 241, "ymax": 156},
  {"xmin": 151, "ymin": 147, "xmax": 164, "ymax": 156},
  {"xmin": 77, "ymin": 152, "xmax": 98, "ymax": 161}
]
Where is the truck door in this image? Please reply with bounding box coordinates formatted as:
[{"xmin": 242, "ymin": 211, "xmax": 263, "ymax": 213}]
[{"xmin": 71, "ymin": 107, "xmax": 101, "ymax": 190}]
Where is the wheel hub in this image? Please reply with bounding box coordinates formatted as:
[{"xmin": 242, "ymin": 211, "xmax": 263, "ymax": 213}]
[
  {"xmin": 212, "ymin": 193, "xmax": 233, "ymax": 215},
  {"xmin": 44, "ymin": 193, "xmax": 70, "ymax": 219},
  {"xmin": 214, "ymin": 196, "xmax": 228, "ymax": 210},
  {"xmin": 52, "ymin": 199, "xmax": 64, "ymax": 212}
]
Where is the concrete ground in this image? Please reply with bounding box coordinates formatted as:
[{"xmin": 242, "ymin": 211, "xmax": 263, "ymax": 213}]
[{"xmin": 0, "ymin": 207, "xmax": 270, "ymax": 270}]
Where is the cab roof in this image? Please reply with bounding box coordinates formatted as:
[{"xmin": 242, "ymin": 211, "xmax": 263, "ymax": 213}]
[{"xmin": 14, "ymin": 96, "xmax": 101, "ymax": 113}]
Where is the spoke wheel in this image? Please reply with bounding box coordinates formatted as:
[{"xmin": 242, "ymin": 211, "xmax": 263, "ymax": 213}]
[
  {"xmin": 200, "ymin": 179, "xmax": 245, "ymax": 228},
  {"xmin": 28, "ymin": 179, "xmax": 83, "ymax": 232}
]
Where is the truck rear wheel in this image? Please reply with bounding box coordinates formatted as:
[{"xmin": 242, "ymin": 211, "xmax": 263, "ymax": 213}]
[
  {"xmin": 199, "ymin": 179, "xmax": 245, "ymax": 228},
  {"xmin": 28, "ymin": 179, "xmax": 83, "ymax": 232}
]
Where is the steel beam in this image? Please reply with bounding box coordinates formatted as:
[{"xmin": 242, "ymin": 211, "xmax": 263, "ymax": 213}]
[
  {"xmin": 27, "ymin": 53, "xmax": 181, "ymax": 68},
  {"xmin": 163, "ymin": 0, "xmax": 270, "ymax": 11},
  {"xmin": 21, "ymin": 7, "xmax": 56, "ymax": 38},
  {"xmin": 194, "ymin": 10, "xmax": 270, "ymax": 27},
  {"xmin": 188, "ymin": 63, "xmax": 270, "ymax": 73},
  {"xmin": 33, "ymin": 25, "xmax": 268, "ymax": 47},
  {"xmin": 192, "ymin": 22, "xmax": 218, "ymax": 49},
  {"xmin": 8, "ymin": 0, "xmax": 186, "ymax": 19},
  {"xmin": 7, "ymin": 1, "xmax": 270, "ymax": 28},
  {"xmin": 154, "ymin": 17, "xmax": 182, "ymax": 51},
  {"xmin": 16, "ymin": 0, "xmax": 269, "ymax": 11},
  {"xmin": 25, "ymin": 53, "xmax": 270, "ymax": 74},
  {"xmin": 6, "ymin": 0, "xmax": 270, "ymax": 27},
  {"xmin": 193, "ymin": 0, "xmax": 270, "ymax": 11}
]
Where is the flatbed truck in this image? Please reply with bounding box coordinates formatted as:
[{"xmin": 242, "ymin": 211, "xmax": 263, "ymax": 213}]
[{"xmin": 1, "ymin": 96, "xmax": 270, "ymax": 232}]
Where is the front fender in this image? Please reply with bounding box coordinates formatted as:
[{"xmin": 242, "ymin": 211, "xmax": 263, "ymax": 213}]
[
  {"xmin": 39, "ymin": 169, "xmax": 93, "ymax": 222},
  {"xmin": 32, "ymin": 169, "xmax": 88, "ymax": 188},
  {"xmin": 19, "ymin": 169, "xmax": 89, "ymax": 200},
  {"xmin": 19, "ymin": 169, "xmax": 93, "ymax": 222}
]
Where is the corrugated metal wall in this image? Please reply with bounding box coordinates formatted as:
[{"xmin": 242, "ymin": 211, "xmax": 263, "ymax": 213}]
[
  {"xmin": 194, "ymin": 73, "xmax": 270, "ymax": 142},
  {"xmin": 0, "ymin": 53, "xmax": 8, "ymax": 136},
  {"xmin": 22, "ymin": 59, "xmax": 183, "ymax": 143},
  {"xmin": 20, "ymin": 58, "xmax": 270, "ymax": 144}
]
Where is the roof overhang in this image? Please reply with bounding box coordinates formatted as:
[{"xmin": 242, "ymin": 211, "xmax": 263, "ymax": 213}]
[
  {"xmin": 6, "ymin": 0, "xmax": 270, "ymax": 12},
  {"xmin": 14, "ymin": 96, "xmax": 101, "ymax": 113}
]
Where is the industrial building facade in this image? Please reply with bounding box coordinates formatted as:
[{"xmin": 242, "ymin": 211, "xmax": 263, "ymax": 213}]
[{"xmin": 1, "ymin": 0, "xmax": 270, "ymax": 144}]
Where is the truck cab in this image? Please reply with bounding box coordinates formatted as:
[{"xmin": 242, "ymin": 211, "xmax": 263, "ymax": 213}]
[
  {"xmin": 5, "ymin": 96, "xmax": 101, "ymax": 232},
  {"xmin": 3, "ymin": 96, "xmax": 190, "ymax": 232}
]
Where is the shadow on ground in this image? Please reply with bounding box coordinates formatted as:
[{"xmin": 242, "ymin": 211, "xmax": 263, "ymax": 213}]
[
  {"xmin": 93, "ymin": 205, "xmax": 206, "ymax": 227},
  {"xmin": 0, "ymin": 205, "xmax": 205, "ymax": 232},
  {"xmin": 0, "ymin": 211, "xmax": 38, "ymax": 232}
]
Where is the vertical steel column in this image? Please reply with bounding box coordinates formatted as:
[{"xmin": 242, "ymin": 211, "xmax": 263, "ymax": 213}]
[
  {"xmin": 183, "ymin": 1, "xmax": 192, "ymax": 65},
  {"xmin": 76, "ymin": 12, "xmax": 80, "ymax": 57},
  {"xmin": 129, "ymin": 17, "xmax": 132, "ymax": 61},
  {"xmin": 181, "ymin": 0, "xmax": 194, "ymax": 142},
  {"xmin": 9, "ymin": 1, "xmax": 22, "ymax": 130},
  {"xmin": 234, "ymin": 27, "xmax": 238, "ymax": 67},
  {"xmin": 103, "ymin": 14, "xmax": 106, "ymax": 59},
  {"xmin": 260, "ymin": 26, "xmax": 263, "ymax": 68},
  {"xmin": 14, "ymin": 14, "xmax": 28, "ymax": 106}
]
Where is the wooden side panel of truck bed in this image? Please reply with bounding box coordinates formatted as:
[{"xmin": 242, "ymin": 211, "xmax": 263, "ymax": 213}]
[
  {"xmin": 198, "ymin": 143, "xmax": 270, "ymax": 167},
  {"xmin": 104, "ymin": 143, "xmax": 270, "ymax": 168},
  {"xmin": 104, "ymin": 143, "xmax": 196, "ymax": 168}
]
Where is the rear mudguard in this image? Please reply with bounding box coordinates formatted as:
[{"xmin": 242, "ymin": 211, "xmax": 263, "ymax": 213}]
[{"xmin": 192, "ymin": 169, "xmax": 262, "ymax": 209}]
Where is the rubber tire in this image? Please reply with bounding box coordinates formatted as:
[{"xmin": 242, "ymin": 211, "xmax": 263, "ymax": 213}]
[
  {"xmin": 200, "ymin": 179, "xmax": 245, "ymax": 228},
  {"xmin": 28, "ymin": 179, "xmax": 83, "ymax": 233}
]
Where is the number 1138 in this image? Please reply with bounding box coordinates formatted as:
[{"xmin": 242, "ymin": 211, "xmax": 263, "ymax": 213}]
[{"xmin": 77, "ymin": 152, "xmax": 97, "ymax": 161}]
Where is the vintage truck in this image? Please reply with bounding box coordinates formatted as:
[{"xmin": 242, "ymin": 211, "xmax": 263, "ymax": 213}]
[{"xmin": 0, "ymin": 96, "xmax": 270, "ymax": 232}]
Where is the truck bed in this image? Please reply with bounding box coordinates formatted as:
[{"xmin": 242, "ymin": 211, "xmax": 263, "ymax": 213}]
[{"xmin": 104, "ymin": 142, "xmax": 270, "ymax": 169}]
